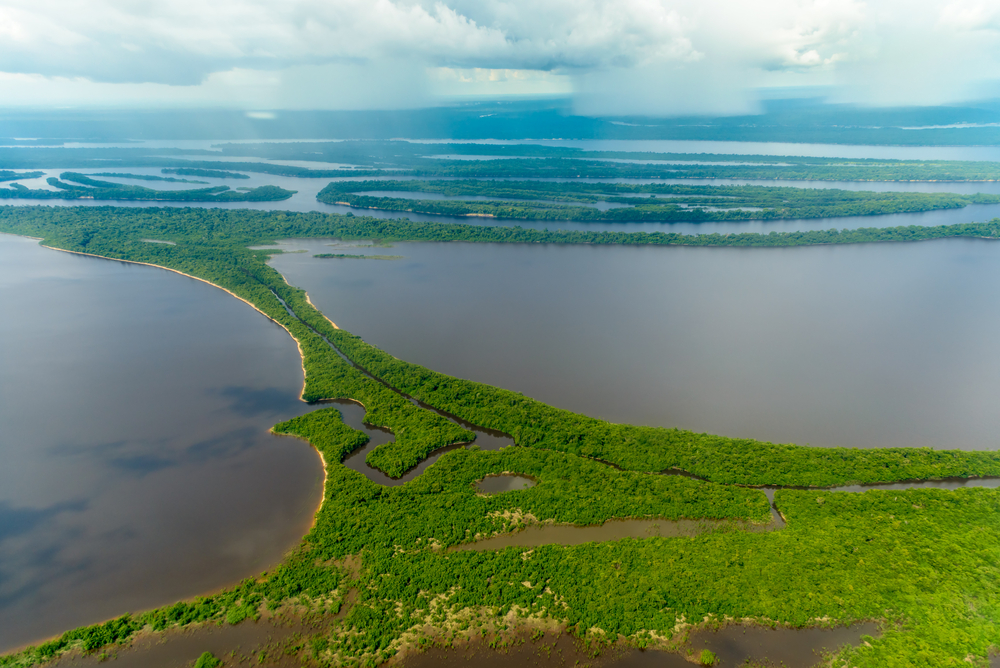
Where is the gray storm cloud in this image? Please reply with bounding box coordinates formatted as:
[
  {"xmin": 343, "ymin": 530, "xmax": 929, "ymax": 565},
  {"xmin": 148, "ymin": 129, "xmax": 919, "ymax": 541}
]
[{"xmin": 0, "ymin": 0, "xmax": 998, "ymax": 112}]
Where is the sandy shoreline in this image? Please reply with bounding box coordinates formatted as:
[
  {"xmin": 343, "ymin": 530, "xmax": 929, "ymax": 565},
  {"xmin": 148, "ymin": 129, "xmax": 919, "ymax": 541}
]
[{"xmin": 304, "ymin": 292, "xmax": 339, "ymax": 329}]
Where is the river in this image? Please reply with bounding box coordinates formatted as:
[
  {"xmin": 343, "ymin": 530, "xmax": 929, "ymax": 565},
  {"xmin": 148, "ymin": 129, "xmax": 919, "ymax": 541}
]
[{"xmin": 270, "ymin": 236, "xmax": 1000, "ymax": 452}]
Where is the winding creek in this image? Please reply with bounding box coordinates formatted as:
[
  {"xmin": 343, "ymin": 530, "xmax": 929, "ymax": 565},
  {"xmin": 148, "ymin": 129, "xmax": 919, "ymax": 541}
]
[{"xmin": 0, "ymin": 236, "xmax": 320, "ymax": 652}]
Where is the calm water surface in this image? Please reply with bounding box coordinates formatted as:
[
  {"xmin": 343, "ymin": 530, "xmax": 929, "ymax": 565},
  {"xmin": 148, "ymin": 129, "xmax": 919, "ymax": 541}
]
[
  {"xmin": 0, "ymin": 235, "xmax": 319, "ymax": 652},
  {"xmin": 270, "ymin": 237, "xmax": 1000, "ymax": 451}
]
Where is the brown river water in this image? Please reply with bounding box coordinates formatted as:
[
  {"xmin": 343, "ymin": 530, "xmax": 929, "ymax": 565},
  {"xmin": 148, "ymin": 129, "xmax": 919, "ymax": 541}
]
[{"xmin": 269, "ymin": 237, "xmax": 1000, "ymax": 452}]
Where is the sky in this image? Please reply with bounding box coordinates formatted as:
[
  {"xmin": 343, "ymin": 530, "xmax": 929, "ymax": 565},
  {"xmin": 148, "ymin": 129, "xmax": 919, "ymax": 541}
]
[{"xmin": 1, "ymin": 0, "xmax": 1000, "ymax": 115}]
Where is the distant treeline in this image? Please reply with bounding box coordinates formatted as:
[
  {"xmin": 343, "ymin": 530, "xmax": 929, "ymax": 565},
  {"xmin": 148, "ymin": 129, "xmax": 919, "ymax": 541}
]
[
  {"xmin": 313, "ymin": 253, "xmax": 401, "ymax": 260},
  {"xmin": 161, "ymin": 168, "xmax": 250, "ymax": 179},
  {"xmin": 92, "ymin": 172, "xmax": 208, "ymax": 184},
  {"xmin": 4, "ymin": 142, "xmax": 1000, "ymax": 181},
  {"xmin": 209, "ymin": 140, "xmax": 1000, "ymax": 181}
]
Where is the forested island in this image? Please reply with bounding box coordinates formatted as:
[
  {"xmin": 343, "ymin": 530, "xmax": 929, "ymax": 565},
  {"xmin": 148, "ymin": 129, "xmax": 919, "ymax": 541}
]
[
  {"xmin": 318, "ymin": 179, "xmax": 998, "ymax": 222},
  {"xmin": 0, "ymin": 173, "xmax": 294, "ymax": 202},
  {"xmin": 161, "ymin": 168, "xmax": 250, "ymax": 179},
  {"xmin": 2, "ymin": 205, "xmax": 1000, "ymax": 666},
  {"xmin": 0, "ymin": 170, "xmax": 44, "ymax": 182},
  {"xmin": 90, "ymin": 172, "xmax": 209, "ymax": 184}
]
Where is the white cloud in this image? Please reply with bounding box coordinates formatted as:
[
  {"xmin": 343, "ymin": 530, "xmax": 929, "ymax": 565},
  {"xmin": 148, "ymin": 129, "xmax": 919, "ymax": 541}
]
[
  {"xmin": 0, "ymin": 0, "xmax": 998, "ymax": 113},
  {"xmin": 938, "ymin": 1, "xmax": 1000, "ymax": 31},
  {"xmin": 0, "ymin": 0, "xmax": 705, "ymax": 82},
  {"xmin": 766, "ymin": 0, "xmax": 870, "ymax": 70},
  {"xmin": 430, "ymin": 67, "xmax": 573, "ymax": 97}
]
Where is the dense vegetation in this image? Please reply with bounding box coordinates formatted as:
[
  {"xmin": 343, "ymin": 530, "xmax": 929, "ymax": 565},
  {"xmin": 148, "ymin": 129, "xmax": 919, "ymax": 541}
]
[
  {"xmin": 1, "ymin": 204, "xmax": 999, "ymax": 666},
  {"xmin": 318, "ymin": 179, "xmax": 997, "ymax": 222},
  {"xmin": 2, "ymin": 203, "xmax": 1000, "ymax": 255},
  {"xmin": 0, "ymin": 172, "xmax": 294, "ymax": 201}
]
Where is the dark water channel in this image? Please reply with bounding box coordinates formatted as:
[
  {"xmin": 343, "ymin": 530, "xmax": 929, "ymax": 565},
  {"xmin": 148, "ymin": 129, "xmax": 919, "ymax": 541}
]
[
  {"xmin": 49, "ymin": 613, "xmax": 317, "ymax": 668},
  {"xmin": 0, "ymin": 235, "xmax": 320, "ymax": 652},
  {"xmin": 331, "ymin": 399, "xmax": 512, "ymax": 487},
  {"xmin": 269, "ymin": 237, "xmax": 1000, "ymax": 452},
  {"xmin": 402, "ymin": 623, "xmax": 880, "ymax": 668}
]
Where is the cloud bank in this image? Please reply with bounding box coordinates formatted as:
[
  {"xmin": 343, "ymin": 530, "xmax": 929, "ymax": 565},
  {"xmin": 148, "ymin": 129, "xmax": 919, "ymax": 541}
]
[{"xmin": 0, "ymin": 0, "xmax": 998, "ymax": 114}]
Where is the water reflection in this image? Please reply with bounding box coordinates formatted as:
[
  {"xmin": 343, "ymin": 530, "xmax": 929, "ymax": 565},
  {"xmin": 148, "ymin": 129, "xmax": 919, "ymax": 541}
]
[
  {"xmin": 0, "ymin": 236, "xmax": 318, "ymax": 652},
  {"xmin": 475, "ymin": 474, "xmax": 537, "ymax": 494}
]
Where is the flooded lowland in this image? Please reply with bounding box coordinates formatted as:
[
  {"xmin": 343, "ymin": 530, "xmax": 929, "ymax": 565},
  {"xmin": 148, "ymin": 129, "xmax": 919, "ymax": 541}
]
[{"xmin": 0, "ymin": 235, "xmax": 319, "ymax": 652}]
